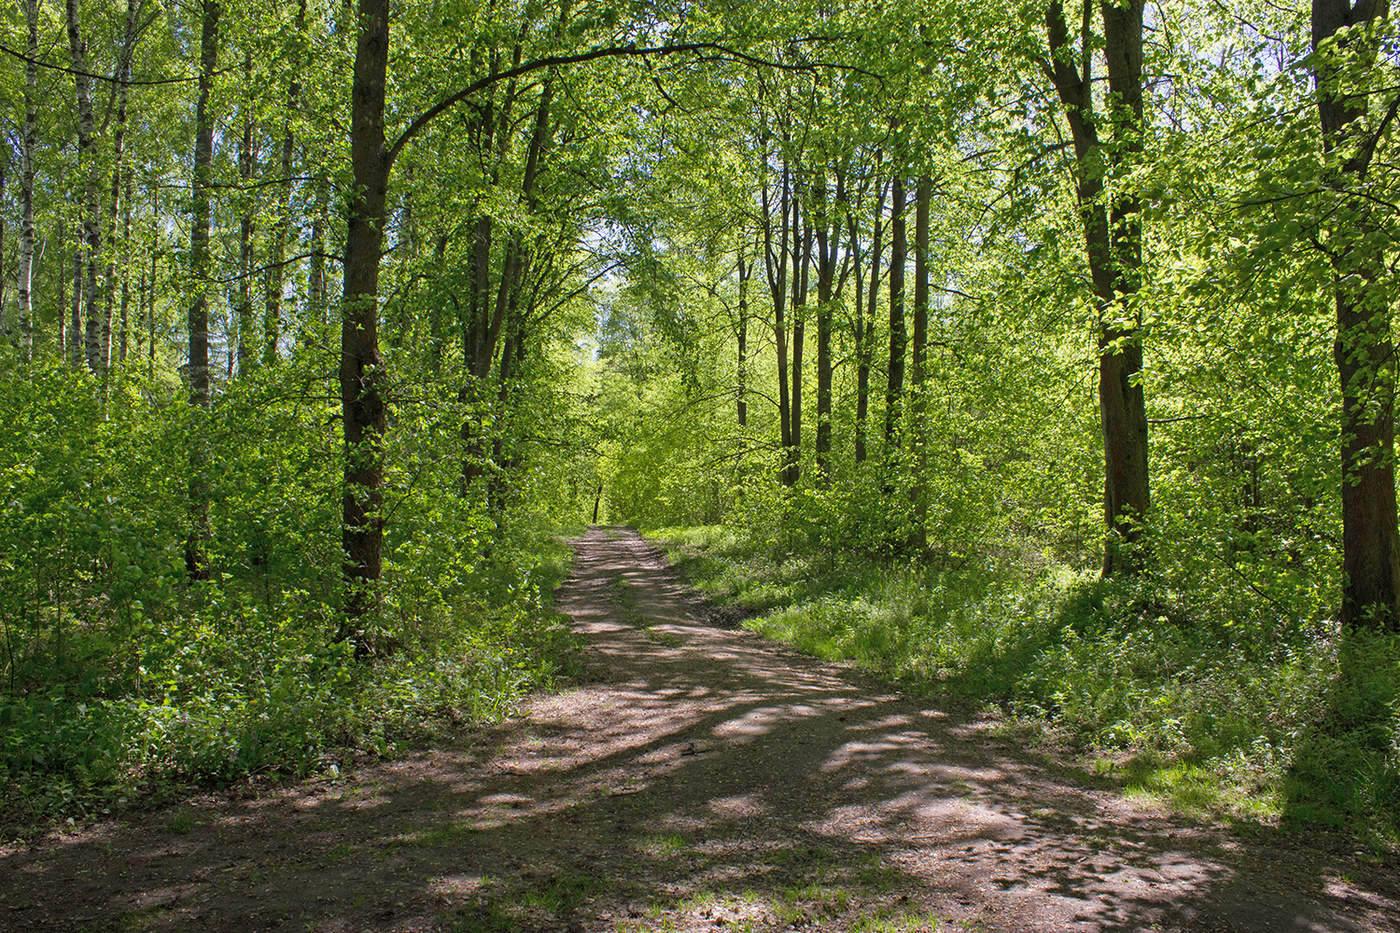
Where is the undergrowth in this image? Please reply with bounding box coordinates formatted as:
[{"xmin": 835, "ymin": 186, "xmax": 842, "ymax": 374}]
[
  {"xmin": 649, "ymin": 524, "xmax": 1400, "ymax": 850},
  {"xmin": 0, "ymin": 540, "xmax": 579, "ymax": 833},
  {"xmin": 0, "ymin": 363, "xmax": 584, "ymax": 834}
]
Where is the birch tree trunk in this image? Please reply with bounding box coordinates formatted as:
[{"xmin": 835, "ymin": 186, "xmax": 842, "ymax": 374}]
[
  {"xmin": 17, "ymin": 0, "xmax": 39, "ymax": 363},
  {"xmin": 66, "ymin": 0, "xmax": 103, "ymax": 376}
]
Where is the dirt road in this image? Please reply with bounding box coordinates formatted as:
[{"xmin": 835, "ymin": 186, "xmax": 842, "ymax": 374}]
[{"xmin": 2, "ymin": 527, "xmax": 1396, "ymax": 931}]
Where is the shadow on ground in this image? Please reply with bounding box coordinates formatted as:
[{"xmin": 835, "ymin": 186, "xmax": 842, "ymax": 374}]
[{"xmin": 1, "ymin": 527, "xmax": 1395, "ymax": 932}]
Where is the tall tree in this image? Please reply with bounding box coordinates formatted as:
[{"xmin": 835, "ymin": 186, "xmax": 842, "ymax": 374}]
[
  {"xmin": 884, "ymin": 173, "xmax": 907, "ymax": 448},
  {"xmin": 340, "ymin": 0, "xmax": 392, "ymax": 621},
  {"xmin": 234, "ymin": 63, "xmax": 257, "ymax": 375},
  {"xmin": 853, "ymin": 168, "xmax": 886, "ymax": 464},
  {"xmin": 185, "ymin": 0, "xmax": 220, "ymax": 579},
  {"xmin": 16, "ymin": 0, "xmax": 39, "ymax": 362},
  {"xmin": 1044, "ymin": 0, "xmax": 1151, "ymax": 576},
  {"xmin": 1311, "ymin": 0, "xmax": 1400, "ymax": 628},
  {"xmin": 909, "ymin": 173, "xmax": 931, "ymax": 548},
  {"xmin": 263, "ymin": 0, "xmax": 308, "ymax": 366},
  {"xmin": 101, "ymin": 0, "xmax": 143, "ymax": 380},
  {"xmin": 65, "ymin": 0, "xmax": 102, "ymax": 375},
  {"xmin": 762, "ymin": 152, "xmax": 793, "ymax": 484}
]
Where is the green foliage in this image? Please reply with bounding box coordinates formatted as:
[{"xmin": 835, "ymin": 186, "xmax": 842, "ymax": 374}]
[{"xmin": 0, "ymin": 359, "xmax": 581, "ymax": 829}]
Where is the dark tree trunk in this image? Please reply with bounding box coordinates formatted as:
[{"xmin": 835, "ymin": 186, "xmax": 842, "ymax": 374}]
[
  {"xmin": 855, "ymin": 173, "xmax": 886, "ymax": 464},
  {"xmin": 1046, "ymin": 0, "xmax": 1151, "ymax": 576},
  {"xmin": 101, "ymin": 0, "xmax": 141, "ymax": 382},
  {"xmin": 787, "ymin": 191, "xmax": 810, "ymax": 487},
  {"xmin": 66, "ymin": 0, "xmax": 102, "ymax": 376},
  {"xmin": 235, "ymin": 94, "xmax": 257, "ymax": 375},
  {"xmin": 1312, "ymin": 0, "xmax": 1400, "ymax": 628},
  {"xmin": 185, "ymin": 0, "xmax": 220, "ymax": 580},
  {"xmin": 814, "ymin": 172, "xmax": 838, "ymax": 476},
  {"xmin": 340, "ymin": 0, "xmax": 391, "ymax": 622},
  {"xmin": 17, "ymin": 0, "xmax": 39, "ymax": 362},
  {"xmin": 763, "ymin": 160, "xmax": 792, "ymax": 484},
  {"xmin": 884, "ymin": 175, "xmax": 907, "ymax": 449},
  {"xmin": 909, "ymin": 174, "xmax": 931, "ymax": 549},
  {"xmin": 308, "ymin": 188, "xmax": 327, "ymax": 330},
  {"xmin": 737, "ymin": 253, "xmax": 749, "ymax": 429},
  {"xmin": 119, "ymin": 173, "xmax": 132, "ymax": 362}
]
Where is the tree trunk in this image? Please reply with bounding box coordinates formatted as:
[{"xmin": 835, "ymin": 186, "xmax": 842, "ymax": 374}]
[
  {"xmin": 814, "ymin": 172, "xmax": 837, "ymax": 476},
  {"xmin": 1046, "ymin": 0, "xmax": 1151, "ymax": 576},
  {"xmin": 855, "ymin": 173, "xmax": 885, "ymax": 464},
  {"xmin": 146, "ymin": 184, "xmax": 158, "ymax": 380},
  {"xmin": 340, "ymin": 0, "xmax": 391, "ymax": 623},
  {"xmin": 119, "ymin": 173, "xmax": 132, "ymax": 362},
  {"xmin": 0, "ymin": 159, "xmax": 6, "ymax": 331},
  {"xmin": 763, "ymin": 159, "xmax": 792, "ymax": 484},
  {"xmin": 17, "ymin": 0, "xmax": 39, "ymax": 363},
  {"xmin": 308, "ymin": 188, "xmax": 328, "ymax": 330},
  {"xmin": 737, "ymin": 253, "xmax": 749, "ymax": 428},
  {"xmin": 1312, "ymin": 0, "xmax": 1400, "ymax": 628},
  {"xmin": 909, "ymin": 174, "xmax": 931, "ymax": 549},
  {"xmin": 101, "ymin": 0, "xmax": 141, "ymax": 383},
  {"xmin": 264, "ymin": 0, "xmax": 307, "ymax": 366},
  {"xmin": 58, "ymin": 224, "xmax": 68, "ymax": 361},
  {"xmin": 787, "ymin": 190, "xmax": 810, "ymax": 487},
  {"xmin": 884, "ymin": 175, "xmax": 907, "ymax": 449},
  {"xmin": 69, "ymin": 219, "xmax": 82, "ymax": 368},
  {"xmin": 185, "ymin": 0, "xmax": 220, "ymax": 579},
  {"xmin": 235, "ymin": 92, "xmax": 257, "ymax": 375},
  {"xmin": 66, "ymin": 0, "xmax": 103, "ymax": 376}
]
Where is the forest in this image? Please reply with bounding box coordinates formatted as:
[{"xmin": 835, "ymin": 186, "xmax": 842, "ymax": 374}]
[{"xmin": 1, "ymin": 0, "xmax": 1399, "ymax": 882}]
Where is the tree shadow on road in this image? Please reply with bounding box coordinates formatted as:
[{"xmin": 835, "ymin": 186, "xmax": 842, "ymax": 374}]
[{"xmin": 1, "ymin": 528, "xmax": 1396, "ymax": 932}]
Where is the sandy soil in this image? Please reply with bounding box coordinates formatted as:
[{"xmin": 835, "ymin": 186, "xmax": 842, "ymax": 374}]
[{"xmin": 2, "ymin": 526, "xmax": 1397, "ymax": 932}]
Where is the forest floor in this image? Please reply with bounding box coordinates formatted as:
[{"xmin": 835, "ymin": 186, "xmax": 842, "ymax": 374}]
[{"xmin": 3, "ymin": 526, "xmax": 1399, "ymax": 932}]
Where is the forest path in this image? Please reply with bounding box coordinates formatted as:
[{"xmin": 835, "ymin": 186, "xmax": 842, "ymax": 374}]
[{"xmin": 3, "ymin": 527, "xmax": 1397, "ymax": 932}]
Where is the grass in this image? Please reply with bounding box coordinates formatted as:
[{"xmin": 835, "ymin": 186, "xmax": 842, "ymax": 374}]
[{"xmin": 649, "ymin": 524, "xmax": 1400, "ymax": 850}]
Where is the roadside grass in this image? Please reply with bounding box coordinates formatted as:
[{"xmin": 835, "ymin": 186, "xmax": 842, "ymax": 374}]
[
  {"xmin": 0, "ymin": 538, "xmax": 582, "ymax": 835},
  {"xmin": 649, "ymin": 524, "xmax": 1400, "ymax": 851}
]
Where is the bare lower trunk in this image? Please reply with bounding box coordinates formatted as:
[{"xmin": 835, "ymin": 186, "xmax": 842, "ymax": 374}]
[
  {"xmin": 736, "ymin": 254, "xmax": 749, "ymax": 429},
  {"xmin": 787, "ymin": 197, "xmax": 809, "ymax": 487},
  {"xmin": 813, "ymin": 172, "xmax": 837, "ymax": 476},
  {"xmin": 119, "ymin": 174, "xmax": 132, "ymax": 362},
  {"xmin": 1046, "ymin": 0, "xmax": 1151, "ymax": 576},
  {"xmin": 909, "ymin": 175, "xmax": 931, "ymax": 549},
  {"xmin": 855, "ymin": 173, "xmax": 885, "ymax": 465},
  {"xmin": 884, "ymin": 175, "xmax": 907, "ymax": 449},
  {"xmin": 340, "ymin": 0, "xmax": 391, "ymax": 624},
  {"xmin": 1313, "ymin": 0, "xmax": 1400, "ymax": 628},
  {"xmin": 186, "ymin": 0, "xmax": 220, "ymax": 580},
  {"xmin": 763, "ymin": 158, "xmax": 791, "ymax": 485}
]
